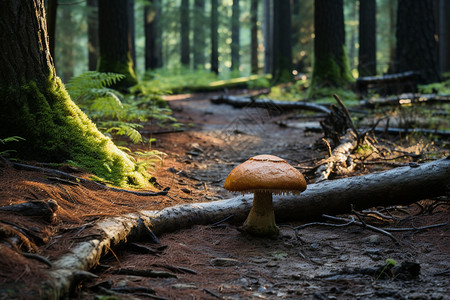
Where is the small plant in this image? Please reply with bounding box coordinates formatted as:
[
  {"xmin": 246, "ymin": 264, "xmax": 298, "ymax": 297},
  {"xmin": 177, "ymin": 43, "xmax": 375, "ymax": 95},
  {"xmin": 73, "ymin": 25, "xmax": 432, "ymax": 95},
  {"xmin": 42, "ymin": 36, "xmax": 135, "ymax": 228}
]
[
  {"xmin": 0, "ymin": 136, "xmax": 25, "ymax": 156},
  {"xmin": 375, "ymin": 258, "xmax": 397, "ymax": 283}
]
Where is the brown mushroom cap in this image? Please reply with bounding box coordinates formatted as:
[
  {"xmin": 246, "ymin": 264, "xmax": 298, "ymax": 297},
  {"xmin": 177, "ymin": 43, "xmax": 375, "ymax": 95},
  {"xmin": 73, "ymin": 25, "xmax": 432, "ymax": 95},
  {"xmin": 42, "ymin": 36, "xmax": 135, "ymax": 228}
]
[{"xmin": 224, "ymin": 154, "xmax": 307, "ymax": 194}]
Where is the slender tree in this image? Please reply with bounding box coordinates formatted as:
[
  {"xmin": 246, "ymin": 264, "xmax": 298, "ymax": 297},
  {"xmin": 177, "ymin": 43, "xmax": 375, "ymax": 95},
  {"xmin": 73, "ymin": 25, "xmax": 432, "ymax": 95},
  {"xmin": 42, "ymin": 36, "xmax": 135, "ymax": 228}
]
[
  {"xmin": 144, "ymin": 0, "xmax": 163, "ymax": 70},
  {"xmin": 58, "ymin": 6, "xmax": 74, "ymax": 82},
  {"xmin": 98, "ymin": 0, "xmax": 137, "ymax": 90},
  {"xmin": 309, "ymin": 0, "xmax": 353, "ymax": 95},
  {"xmin": 263, "ymin": 0, "xmax": 273, "ymax": 74},
  {"xmin": 180, "ymin": 0, "xmax": 190, "ymax": 67},
  {"xmin": 438, "ymin": 0, "xmax": 450, "ymax": 74},
  {"xmin": 250, "ymin": 0, "xmax": 258, "ymax": 74},
  {"xmin": 87, "ymin": 0, "xmax": 99, "ymax": 71},
  {"xmin": 358, "ymin": 0, "xmax": 376, "ymax": 76},
  {"xmin": 231, "ymin": 0, "xmax": 240, "ymax": 71},
  {"xmin": 272, "ymin": 0, "xmax": 293, "ymax": 83},
  {"xmin": 193, "ymin": 0, "xmax": 206, "ymax": 69},
  {"xmin": 210, "ymin": 0, "xmax": 219, "ymax": 74},
  {"xmin": 0, "ymin": 0, "xmax": 150, "ymax": 187},
  {"xmin": 128, "ymin": 0, "xmax": 136, "ymax": 69},
  {"xmin": 394, "ymin": 0, "xmax": 440, "ymax": 84}
]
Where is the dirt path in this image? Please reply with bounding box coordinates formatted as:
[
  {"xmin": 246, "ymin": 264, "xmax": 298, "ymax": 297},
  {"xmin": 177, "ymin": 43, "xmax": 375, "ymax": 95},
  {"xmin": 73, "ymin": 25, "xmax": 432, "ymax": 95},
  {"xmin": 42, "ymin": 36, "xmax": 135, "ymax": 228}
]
[
  {"xmin": 0, "ymin": 92, "xmax": 448, "ymax": 299},
  {"xmin": 84, "ymin": 93, "xmax": 450, "ymax": 299}
]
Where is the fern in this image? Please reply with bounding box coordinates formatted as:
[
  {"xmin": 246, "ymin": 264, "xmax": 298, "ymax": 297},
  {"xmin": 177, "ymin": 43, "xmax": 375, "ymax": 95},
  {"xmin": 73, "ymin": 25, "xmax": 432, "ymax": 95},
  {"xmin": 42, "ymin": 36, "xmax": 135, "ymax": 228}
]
[{"xmin": 0, "ymin": 136, "xmax": 25, "ymax": 156}]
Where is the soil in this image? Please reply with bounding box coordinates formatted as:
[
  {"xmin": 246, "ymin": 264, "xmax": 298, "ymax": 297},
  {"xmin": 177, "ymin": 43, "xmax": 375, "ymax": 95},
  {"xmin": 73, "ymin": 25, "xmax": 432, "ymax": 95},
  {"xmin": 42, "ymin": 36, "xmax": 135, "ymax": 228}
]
[{"xmin": 0, "ymin": 91, "xmax": 449, "ymax": 300}]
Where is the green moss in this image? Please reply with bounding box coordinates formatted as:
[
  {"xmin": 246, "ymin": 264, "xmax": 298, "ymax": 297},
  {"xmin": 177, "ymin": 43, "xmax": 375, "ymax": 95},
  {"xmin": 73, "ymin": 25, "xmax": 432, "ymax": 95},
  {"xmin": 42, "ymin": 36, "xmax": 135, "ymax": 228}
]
[
  {"xmin": 0, "ymin": 76, "xmax": 151, "ymax": 188},
  {"xmin": 97, "ymin": 54, "xmax": 138, "ymax": 91},
  {"xmin": 308, "ymin": 47, "xmax": 354, "ymax": 98}
]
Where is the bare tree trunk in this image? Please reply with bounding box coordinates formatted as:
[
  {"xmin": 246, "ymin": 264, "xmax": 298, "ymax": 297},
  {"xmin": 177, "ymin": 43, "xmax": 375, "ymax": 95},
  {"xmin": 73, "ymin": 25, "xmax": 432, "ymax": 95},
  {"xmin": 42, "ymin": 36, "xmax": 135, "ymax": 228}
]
[
  {"xmin": 193, "ymin": 0, "xmax": 205, "ymax": 69},
  {"xmin": 144, "ymin": 0, "xmax": 163, "ymax": 70},
  {"xmin": 231, "ymin": 0, "xmax": 240, "ymax": 71},
  {"xmin": 439, "ymin": 0, "xmax": 450, "ymax": 74},
  {"xmin": 210, "ymin": 0, "xmax": 219, "ymax": 74},
  {"xmin": 250, "ymin": 0, "xmax": 258, "ymax": 74},
  {"xmin": 263, "ymin": 0, "xmax": 273, "ymax": 74},
  {"xmin": 358, "ymin": 0, "xmax": 376, "ymax": 76},
  {"xmin": 36, "ymin": 158, "xmax": 450, "ymax": 298},
  {"xmin": 180, "ymin": 0, "xmax": 190, "ymax": 67},
  {"xmin": 87, "ymin": 0, "xmax": 98, "ymax": 71}
]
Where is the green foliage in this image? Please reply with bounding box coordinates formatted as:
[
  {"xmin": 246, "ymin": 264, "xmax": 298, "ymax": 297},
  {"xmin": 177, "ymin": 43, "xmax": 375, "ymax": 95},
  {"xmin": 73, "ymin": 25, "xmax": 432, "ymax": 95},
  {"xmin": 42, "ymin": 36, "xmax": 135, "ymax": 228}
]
[
  {"xmin": 0, "ymin": 136, "xmax": 25, "ymax": 156},
  {"xmin": 418, "ymin": 76, "xmax": 450, "ymax": 94},
  {"xmin": 375, "ymin": 258, "xmax": 397, "ymax": 282}
]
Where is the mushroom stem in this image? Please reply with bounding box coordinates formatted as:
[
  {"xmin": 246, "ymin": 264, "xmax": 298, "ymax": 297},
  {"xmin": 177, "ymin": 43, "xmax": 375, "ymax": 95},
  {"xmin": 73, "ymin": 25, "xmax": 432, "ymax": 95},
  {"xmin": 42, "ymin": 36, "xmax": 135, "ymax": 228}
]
[{"xmin": 242, "ymin": 191, "xmax": 279, "ymax": 236}]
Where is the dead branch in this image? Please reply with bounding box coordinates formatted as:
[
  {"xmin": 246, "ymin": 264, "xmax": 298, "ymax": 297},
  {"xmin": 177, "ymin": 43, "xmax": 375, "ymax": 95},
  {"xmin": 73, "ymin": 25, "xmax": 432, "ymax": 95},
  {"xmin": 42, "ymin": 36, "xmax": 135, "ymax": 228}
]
[
  {"xmin": 360, "ymin": 93, "xmax": 450, "ymax": 108},
  {"xmin": 16, "ymin": 157, "xmax": 450, "ymax": 299},
  {"xmin": 210, "ymin": 94, "xmax": 332, "ymax": 114}
]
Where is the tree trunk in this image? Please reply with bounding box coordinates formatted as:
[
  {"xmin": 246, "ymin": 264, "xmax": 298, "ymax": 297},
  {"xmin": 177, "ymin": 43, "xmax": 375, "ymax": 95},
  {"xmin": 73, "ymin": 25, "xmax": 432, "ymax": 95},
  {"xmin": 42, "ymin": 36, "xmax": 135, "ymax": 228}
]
[
  {"xmin": 98, "ymin": 0, "xmax": 138, "ymax": 91},
  {"xmin": 144, "ymin": 0, "xmax": 163, "ymax": 70},
  {"xmin": 439, "ymin": 0, "xmax": 450, "ymax": 74},
  {"xmin": 128, "ymin": 0, "xmax": 136, "ymax": 70},
  {"xmin": 37, "ymin": 157, "xmax": 450, "ymax": 298},
  {"xmin": 309, "ymin": 0, "xmax": 353, "ymax": 96},
  {"xmin": 180, "ymin": 0, "xmax": 190, "ymax": 67},
  {"xmin": 272, "ymin": 0, "xmax": 293, "ymax": 83},
  {"xmin": 394, "ymin": 0, "xmax": 440, "ymax": 84},
  {"xmin": 0, "ymin": 0, "xmax": 150, "ymax": 187},
  {"xmin": 210, "ymin": 0, "xmax": 219, "ymax": 74},
  {"xmin": 231, "ymin": 0, "xmax": 240, "ymax": 71},
  {"xmin": 250, "ymin": 0, "xmax": 258, "ymax": 74},
  {"xmin": 87, "ymin": 0, "xmax": 98, "ymax": 71},
  {"xmin": 193, "ymin": 0, "xmax": 206, "ymax": 69},
  {"xmin": 358, "ymin": 0, "xmax": 376, "ymax": 76},
  {"xmin": 263, "ymin": 0, "xmax": 273, "ymax": 74}
]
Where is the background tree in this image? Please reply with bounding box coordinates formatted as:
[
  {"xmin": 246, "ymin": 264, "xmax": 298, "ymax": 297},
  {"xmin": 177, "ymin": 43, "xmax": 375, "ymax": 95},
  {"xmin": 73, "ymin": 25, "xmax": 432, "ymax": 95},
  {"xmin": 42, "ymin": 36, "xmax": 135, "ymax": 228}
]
[
  {"xmin": 263, "ymin": 0, "xmax": 273, "ymax": 74},
  {"xmin": 180, "ymin": 0, "xmax": 190, "ymax": 67},
  {"xmin": 0, "ymin": 0, "xmax": 150, "ymax": 187},
  {"xmin": 231, "ymin": 0, "xmax": 240, "ymax": 71},
  {"xmin": 250, "ymin": 0, "xmax": 258, "ymax": 74},
  {"xmin": 128, "ymin": 0, "xmax": 136, "ymax": 69},
  {"xmin": 394, "ymin": 0, "xmax": 440, "ymax": 84},
  {"xmin": 272, "ymin": 0, "xmax": 293, "ymax": 83},
  {"xmin": 210, "ymin": 0, "xmax": 219, "ymax": 74},
  {"xmin": 358, "ymin": 0, "xmax": 376, "ymax": 76},
  {"xmin": 193, "ymin": 0, "xmax": 206, "ymax": 69},
  {"xmin": 98, "ymin": 0, "xmax": 137, "ymax": 90},
  {"xmin": 438, "ymin": 0, "xmax": 450, "ymax": 75},
  {"xmin": 47, "ymin": 0, "xmax": 58, "ymax": 61},
  {"xmin": 87, "ymin": 0, "xmax": 98, "ymax": 71},
  {"xmin": 57, "ymin": 5, "xmax": 74, "ymax": 82},
  {"xmin": 144, "ymin": 0, "xmax": 163, "ymax": 70},
  {"xmin": 309, "ymin": 0, "xmax": 353, "ymax": 95}
]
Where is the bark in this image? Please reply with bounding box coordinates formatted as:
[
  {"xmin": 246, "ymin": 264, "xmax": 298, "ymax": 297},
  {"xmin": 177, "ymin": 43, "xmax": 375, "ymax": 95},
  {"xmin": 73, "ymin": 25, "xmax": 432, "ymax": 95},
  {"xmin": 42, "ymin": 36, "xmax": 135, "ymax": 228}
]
[
  {"xmin": 394, "ymin": 0, "xmax": 440, "ymax": 84},
  {"xmin": 210, "ymin": 95, "xmax": 332, "ymax": 114},
  {"xmin": 144, "ymin": 0, "xmax": 163, "ymax": 70},
  {"xmin": 309, "ymin": 0, "xmax": 353, "ymax": 94},
  {"xmin": 250, "ymin": 0, "xmax": 259, "ymax": 74},
  {"xmin": 358, "ymin": 0, "xmax": 376, "ymax": 76},
  {"xmin": 35, "ymin": 157, "xmax": 450, "ymax": 298},
  {"xmin": 272, "ymin": 0, "xmax": 293, "ymax": 83},
  {"xmin": 87, "ymin": 0, "xmax": 99, "ymax": 71},
  {"xmin": 98, "ymin": 0, "xmax": 137, "ymax": 90},
  {"xmin": 193, "ymin": 0, "xmax": 206, "ymax": 69},
  {"xmin": 210, "ymin": 0, "xmax": 219, "ymax": 74},
  {"xmin": 180, "ymin": 0, "xmax": 190, "ymax": 67},
  {"xmin": 231, "ymin": 0, "xmax": 240, "ymax": 71}
]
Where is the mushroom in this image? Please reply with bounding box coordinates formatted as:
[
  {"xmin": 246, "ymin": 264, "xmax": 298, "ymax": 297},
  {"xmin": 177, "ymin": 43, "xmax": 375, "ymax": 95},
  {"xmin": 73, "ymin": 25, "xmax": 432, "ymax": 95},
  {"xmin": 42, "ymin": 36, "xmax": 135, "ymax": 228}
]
[{"xmin": 224, "ymin": 154, "xmax": 307, "ymax": 237}]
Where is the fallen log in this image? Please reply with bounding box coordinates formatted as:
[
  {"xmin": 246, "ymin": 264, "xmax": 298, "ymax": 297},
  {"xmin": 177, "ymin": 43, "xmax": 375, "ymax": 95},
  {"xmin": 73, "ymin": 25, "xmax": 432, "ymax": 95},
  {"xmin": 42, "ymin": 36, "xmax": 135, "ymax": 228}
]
[
  {"xmin": 19, "ymin": 157, "xmax": 450, "ymax": 299},
  {"xmin": 360, "ymin": 93, "xmax": 450, "ymax": 108},
  {"xmin": 211, "ymin": 95, "xmax": 332, "ymax": 114}
]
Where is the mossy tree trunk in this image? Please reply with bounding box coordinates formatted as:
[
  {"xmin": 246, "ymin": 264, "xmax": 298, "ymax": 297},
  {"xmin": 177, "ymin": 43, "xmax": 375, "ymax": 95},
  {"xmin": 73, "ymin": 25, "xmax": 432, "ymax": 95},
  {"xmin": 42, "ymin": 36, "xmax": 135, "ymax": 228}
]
[
  {"xmin": 309, "ymin": 0, "xmax": 353, "ymax": 97},
  {"xmin": 0, "ymin": 0, "xmax": 150, "ymax": 187},
  {"xmin": 98, "ymin": 0, "xmax": 138, "ymax": 91},
  {"xmin": 394, "ymin": 0, "xmax": 440, "ymax": 84}
]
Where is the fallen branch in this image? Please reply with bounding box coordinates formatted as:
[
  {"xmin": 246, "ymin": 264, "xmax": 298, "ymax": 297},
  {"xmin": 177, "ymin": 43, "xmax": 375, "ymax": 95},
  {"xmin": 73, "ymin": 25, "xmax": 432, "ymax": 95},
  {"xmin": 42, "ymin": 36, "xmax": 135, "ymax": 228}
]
[
  {"xmin": 211, "ymin": 95, "xmax": 332, "ymax": 114},
  {"xmin": 19, "ymin": 157, "xmax": 450, "ymax": 299},
  {"xmin": 360, "ymin": 93, "xmax": 450, "ymax": 108}
]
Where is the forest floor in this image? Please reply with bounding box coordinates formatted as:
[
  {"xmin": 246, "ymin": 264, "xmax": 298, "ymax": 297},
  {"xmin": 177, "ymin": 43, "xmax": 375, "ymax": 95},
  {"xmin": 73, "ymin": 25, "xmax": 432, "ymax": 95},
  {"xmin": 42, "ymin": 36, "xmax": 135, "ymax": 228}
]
[{"xmin": 0, "ymin": 90, "xmax": 449, "ymax": 300}]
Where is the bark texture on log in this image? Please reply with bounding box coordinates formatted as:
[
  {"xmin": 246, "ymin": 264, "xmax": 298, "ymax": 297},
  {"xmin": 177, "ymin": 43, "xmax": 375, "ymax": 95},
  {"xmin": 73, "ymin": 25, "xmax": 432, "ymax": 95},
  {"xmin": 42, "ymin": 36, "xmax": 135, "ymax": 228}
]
[{"xmin": 35, "ymin": 158, "xmax": 450, "ymax": 299}]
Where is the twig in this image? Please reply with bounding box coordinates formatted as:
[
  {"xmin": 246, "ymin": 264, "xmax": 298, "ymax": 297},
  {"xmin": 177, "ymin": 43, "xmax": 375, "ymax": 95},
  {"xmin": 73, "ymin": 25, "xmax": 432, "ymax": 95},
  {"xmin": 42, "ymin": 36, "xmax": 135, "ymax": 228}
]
[
  {"xmin": 203, "ymin": 288, "xmax": 223, "ymax": 299},
  {"xmin": 383, "ymin": 222, "xmax": 448, "ymax": 232},
  {"xmin": 333, "ymin": 94, "xmax": 360, "ymax": 145},
  {"xmin": 294, "ymin": 216, "xmax": 356, "ymax": 230},
  {"xmin": 321, "ymin": 138, "xmax": 332, "ymax": 157},
  {"xmin": 210, "ymin": 215, "xmax": 234, "ymax": 227},
  {"xmin": 21, "ymin": 252, "xmax": 53, "ymax": 268},
  {"xmin": 321, "ymin": 214, "xmax": 399, "ymax": 243}
]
